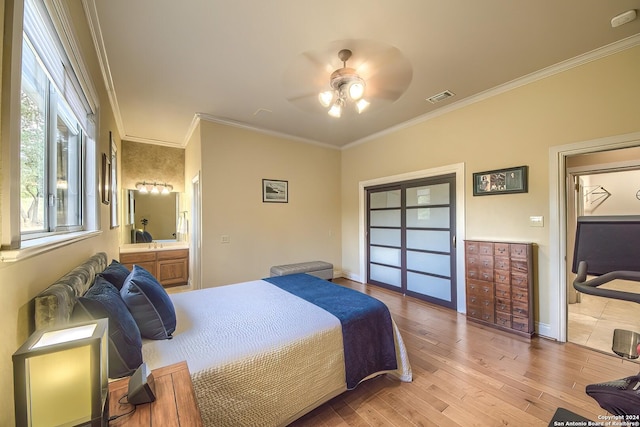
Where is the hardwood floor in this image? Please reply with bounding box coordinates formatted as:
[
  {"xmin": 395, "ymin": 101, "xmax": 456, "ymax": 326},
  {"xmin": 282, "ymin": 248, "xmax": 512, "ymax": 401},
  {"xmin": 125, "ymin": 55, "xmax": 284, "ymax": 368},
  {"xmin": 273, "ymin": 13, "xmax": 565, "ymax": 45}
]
[{"xmin": 289, "ymin": 278, "xmax": 640, "ymax": 426}]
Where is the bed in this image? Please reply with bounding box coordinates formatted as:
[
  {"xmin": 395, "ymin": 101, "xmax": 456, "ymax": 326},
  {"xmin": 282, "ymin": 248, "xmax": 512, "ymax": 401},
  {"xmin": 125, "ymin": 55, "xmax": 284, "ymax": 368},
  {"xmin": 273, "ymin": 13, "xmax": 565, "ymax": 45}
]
[{"xmin": 34, "ymin": 252, "xmax": 412, "ymax": 426}]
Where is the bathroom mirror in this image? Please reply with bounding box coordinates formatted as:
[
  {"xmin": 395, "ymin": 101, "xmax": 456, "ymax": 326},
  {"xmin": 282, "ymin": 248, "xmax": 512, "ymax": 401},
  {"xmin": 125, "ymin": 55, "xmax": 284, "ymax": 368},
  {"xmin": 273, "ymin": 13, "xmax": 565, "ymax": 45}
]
[{"xmin": 125, "ymin": 190, "xmax": 178, "ymax": 243}]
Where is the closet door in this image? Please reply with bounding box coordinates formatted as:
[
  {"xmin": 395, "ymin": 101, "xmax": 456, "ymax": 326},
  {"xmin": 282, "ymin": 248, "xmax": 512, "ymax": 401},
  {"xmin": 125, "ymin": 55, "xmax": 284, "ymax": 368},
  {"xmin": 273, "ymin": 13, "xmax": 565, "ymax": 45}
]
[
  {"xmin": 368, "ymin": 188, "xmax": 402, "ymax": 289},
  {"xmin": 367, "ymin": 174, "xmax": 456, "ymax": 309},
  {"xmin": 404, "ymin": 179, "xmax": 456, "ymax": 308}
]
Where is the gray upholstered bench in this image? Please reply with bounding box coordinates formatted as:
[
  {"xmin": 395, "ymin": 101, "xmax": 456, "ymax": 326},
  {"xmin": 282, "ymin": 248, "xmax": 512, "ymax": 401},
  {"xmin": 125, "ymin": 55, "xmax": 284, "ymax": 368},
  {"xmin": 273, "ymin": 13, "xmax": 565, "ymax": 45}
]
[{"xmin": 270, "ymin": 261, "xmax": 333, "ymax": 281}]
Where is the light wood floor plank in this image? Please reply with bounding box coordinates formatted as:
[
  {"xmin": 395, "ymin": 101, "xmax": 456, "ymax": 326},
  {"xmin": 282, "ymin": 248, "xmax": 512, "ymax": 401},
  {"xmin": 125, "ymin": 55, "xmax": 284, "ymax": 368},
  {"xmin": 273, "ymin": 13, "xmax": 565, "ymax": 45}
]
[{"xmin": 288, "ymin": 279, "xmax": 640, "ymax": 426}]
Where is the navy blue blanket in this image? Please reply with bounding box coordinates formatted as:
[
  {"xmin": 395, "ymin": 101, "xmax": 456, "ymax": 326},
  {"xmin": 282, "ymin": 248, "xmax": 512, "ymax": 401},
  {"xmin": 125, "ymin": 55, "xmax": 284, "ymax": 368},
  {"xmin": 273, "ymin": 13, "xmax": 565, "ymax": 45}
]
[{"xmin": 264, "ymin": 274, "xmax": 397, "ymax": 389}]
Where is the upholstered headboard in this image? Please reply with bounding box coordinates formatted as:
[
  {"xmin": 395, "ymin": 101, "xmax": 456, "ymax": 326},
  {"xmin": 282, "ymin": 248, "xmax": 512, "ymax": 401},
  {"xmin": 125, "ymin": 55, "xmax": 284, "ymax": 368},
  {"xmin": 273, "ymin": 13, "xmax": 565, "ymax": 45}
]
[{"xmin": 34, "ymin": 252, "xmax": 108, "ymax": 331}]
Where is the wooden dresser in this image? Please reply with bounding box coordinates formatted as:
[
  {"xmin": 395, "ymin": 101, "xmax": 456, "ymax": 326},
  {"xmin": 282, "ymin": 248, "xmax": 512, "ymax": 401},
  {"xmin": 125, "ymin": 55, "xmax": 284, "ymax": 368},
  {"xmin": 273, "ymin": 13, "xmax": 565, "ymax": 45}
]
[
  {"xmin": 465, "ymin": 240, "xmax": 534, "ymax": 337},
  {"xmin": 120, "ymin": 249, "xmax": 189, "ymax": 287},
  {"xmin": 108, "ymin": 361, "xmax": 203, "ymax": 426}
]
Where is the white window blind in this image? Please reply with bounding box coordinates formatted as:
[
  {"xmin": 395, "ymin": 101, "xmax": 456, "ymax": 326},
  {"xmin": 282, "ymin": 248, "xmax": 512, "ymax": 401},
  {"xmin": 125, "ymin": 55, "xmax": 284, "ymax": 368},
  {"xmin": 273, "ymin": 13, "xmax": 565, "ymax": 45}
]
[{"xmin": 23, "ymin": 0, "xmax": 92, "ymax": 131}]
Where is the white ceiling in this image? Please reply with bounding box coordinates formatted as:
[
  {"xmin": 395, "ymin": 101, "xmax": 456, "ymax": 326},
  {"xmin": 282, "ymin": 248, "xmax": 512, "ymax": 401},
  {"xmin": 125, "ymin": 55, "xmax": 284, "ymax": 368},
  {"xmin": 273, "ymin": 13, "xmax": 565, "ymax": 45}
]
[{"xmin": 84, "ymin": 0, "xmax": 640, "ymax": 149}]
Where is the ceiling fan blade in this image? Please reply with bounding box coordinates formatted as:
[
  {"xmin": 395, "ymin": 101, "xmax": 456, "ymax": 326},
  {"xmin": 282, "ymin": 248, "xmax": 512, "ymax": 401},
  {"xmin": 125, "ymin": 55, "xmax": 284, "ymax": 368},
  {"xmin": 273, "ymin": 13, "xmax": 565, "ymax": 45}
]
[
  {"xmin": 286, "ymin": 92, "xmax": 318, "ymax": 103},
  {"xmin": 300, "ymin": 51, "xmax": 333, "ymax": 74},
  {"xmin": 366, "ymin": 87, "xmax": 405, "ymax": 101},
  {"xmin": 352, "ymin": 47, "xmax": 399, "ymax": 74}
]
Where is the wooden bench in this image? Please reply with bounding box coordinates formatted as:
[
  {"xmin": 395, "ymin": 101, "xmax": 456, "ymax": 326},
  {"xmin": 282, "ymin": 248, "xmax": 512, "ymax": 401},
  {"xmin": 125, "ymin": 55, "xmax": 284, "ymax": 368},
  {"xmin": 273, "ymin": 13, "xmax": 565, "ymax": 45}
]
[{"xmin": 269, "ymin": 261, "xmax": 334, "ymax": 281}]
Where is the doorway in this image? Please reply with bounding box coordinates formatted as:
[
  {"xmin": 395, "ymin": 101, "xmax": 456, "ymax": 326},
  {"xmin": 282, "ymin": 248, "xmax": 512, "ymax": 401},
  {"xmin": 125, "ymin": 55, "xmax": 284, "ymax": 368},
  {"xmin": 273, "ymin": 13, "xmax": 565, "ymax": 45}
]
[
  {"xmin": 566, "ymin": 159, "xmax": 640, "ymax": 354},
  {"xmin": 191, "ymin": 172, "xmax": 202, "ymax": 290}
]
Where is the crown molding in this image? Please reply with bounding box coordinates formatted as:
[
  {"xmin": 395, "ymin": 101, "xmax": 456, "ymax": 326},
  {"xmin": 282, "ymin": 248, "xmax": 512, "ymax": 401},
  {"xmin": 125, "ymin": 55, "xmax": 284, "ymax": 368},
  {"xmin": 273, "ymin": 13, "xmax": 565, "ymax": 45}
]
[
  {"xmin": 121, "ymin": 134, "xmax": 185, "ymax": 148},
  {"xmin": 80, "ymin": 2, "xmax": 640, "ymax": 151},
  {"xmin": 82, "ymin": 0, "xmax": 125, "ymax": 138},
  {"xmin": 192, "ymin": 113, "xmax": 341, "ymax": 150},
  {"xmin": 343, "ymin": 34, "xmax": 640, "ymax": 150}
]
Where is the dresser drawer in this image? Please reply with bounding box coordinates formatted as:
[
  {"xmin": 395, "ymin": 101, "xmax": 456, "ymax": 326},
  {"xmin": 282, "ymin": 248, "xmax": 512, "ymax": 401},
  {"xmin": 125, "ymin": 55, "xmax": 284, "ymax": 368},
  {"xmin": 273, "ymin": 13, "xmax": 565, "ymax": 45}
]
[
  {"xmin": 511, "ymin": 272, "xmax": 529, "ymax": 289},
  {"xmin": 479, "ymin": 255, "xmax": 493, "ymax": 270},
  {"xmin": 157, "ymin": 249, "xmax": 188, "ymax": 261},
  {"xmin": 120, "ymin": 252, "xmax": 156, "ymax": 263},
  {"xmin": 511, "ymin": 259, "xmax": 529, "ymax": 274},
  {"xmin": 495, "ymin": 283, "xmax": 511, "ymax": 299},
  {"xmin": 512, "ymin": 317, "xmax": 530, "ymax": 333},
  {"xmin": 512, "ymin": 288, "xmax": 529, "ymax": 304},
  {"xmin": 494, "ymin": 269, "xmax": 510, "ymax": 285},
  {"xmin": 494, "ymin": 256, "xmax": 510, "ymax": 271},
  {"xmin": 478, "ymin": 268, "xmax": 493, "ymax": 282},
  {"xmin": 479, "ymin": 308, "xmax": 495, "ymax": 323},
  {"xmin": 512, "ymin": 301, "xmax": 529, "ymax": 318},
  {"xmin": 496, "ymin": 312, "xmax": 512, "ymax": 328},
  {"xmin": 494, "ymin": 243, "xmax": 509, "ymax": 257},
  {"xmin": 478, "ymin": 242, "xmax": 494, "ymax": 256},
  {"xmin": 495, "ymin": 298, "xmax": 511, "ymax": 313},
  {"xmin": 467, "ymin": 267, "xmax": 480, "ymax": 280},
  {"xmin": 510, "ymin": 244, "xmax": 529, "ymax": 259}
]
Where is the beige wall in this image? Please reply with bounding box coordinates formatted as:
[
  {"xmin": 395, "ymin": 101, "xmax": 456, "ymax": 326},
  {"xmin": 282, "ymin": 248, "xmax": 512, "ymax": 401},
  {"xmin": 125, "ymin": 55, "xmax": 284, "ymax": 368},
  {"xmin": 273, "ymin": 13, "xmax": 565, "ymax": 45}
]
[
  {"xmin": 196, "ymin": 120, "xmax": 342, "ymax": 286},
  {"xmin": 341, "ymin": 45, "xmax": 640, "ymax": 333},
  {"xmin": 0, "ymin": 2, "xmax": 121, "ymax": 425},
  {"xmin": 121, "ymin": 140, "xmax": 185, "ymax": 192}
]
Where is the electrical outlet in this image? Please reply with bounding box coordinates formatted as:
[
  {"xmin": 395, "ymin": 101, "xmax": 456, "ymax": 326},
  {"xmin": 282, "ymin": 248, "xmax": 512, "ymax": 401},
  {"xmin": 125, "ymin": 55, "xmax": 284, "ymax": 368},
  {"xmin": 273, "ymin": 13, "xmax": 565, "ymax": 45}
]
[{"xmin": 221, "ymin": 235, "xmax": 230, "ymax": 243}]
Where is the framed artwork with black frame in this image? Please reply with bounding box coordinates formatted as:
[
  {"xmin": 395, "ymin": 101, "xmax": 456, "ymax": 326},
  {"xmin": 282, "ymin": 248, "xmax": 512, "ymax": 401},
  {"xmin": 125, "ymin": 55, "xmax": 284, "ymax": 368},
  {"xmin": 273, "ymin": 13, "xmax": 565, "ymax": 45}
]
[
  {"xmin": 262, "ymin": 179, "xmax": 288, "ymax": 203},
  {"xmin": 101, "ymin": 152, "xmax": 110, "ymax": 205},
  {"xmin": 110, "ymin": 132, "xmax": 119, "ymax": 228},
  {"xmin": 473, "ymin": 165, "xmax": 528, "ymax": 196}
]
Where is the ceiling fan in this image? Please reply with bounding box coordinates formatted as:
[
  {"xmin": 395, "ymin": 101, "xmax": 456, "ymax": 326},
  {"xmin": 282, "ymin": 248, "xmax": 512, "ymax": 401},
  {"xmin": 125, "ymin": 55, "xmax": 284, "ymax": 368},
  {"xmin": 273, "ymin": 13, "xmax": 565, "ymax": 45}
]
[
  {"xmin": 318, "ymin": 49, "xmax": 370, "ymax": 118},
  {"xmin": 283, "ymin": 40, "xmax": 413, "ymax": 118}
]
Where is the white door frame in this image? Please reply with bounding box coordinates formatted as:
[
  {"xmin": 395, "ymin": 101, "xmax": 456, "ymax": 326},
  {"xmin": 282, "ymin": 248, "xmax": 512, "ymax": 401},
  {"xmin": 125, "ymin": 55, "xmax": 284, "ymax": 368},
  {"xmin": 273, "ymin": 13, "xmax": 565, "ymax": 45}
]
[
  {"xmin": 191, "ymin": 172, "xmax": 202, "ymax": 290},
  {"xmin": 549, "ymin": 131, "xmax": 640, "ymax": 341},
  {"xmin": 358, "ymin": 162, "xmax": 467, "ymax": 312}
]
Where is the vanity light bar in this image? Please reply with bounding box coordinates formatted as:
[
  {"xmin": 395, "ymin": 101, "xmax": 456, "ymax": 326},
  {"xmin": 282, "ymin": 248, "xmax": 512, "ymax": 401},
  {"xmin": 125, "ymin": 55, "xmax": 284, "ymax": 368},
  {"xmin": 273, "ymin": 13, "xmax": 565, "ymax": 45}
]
[{"xmin": 135, "ymin": 181, "xmax": 174, "ymax": 194}]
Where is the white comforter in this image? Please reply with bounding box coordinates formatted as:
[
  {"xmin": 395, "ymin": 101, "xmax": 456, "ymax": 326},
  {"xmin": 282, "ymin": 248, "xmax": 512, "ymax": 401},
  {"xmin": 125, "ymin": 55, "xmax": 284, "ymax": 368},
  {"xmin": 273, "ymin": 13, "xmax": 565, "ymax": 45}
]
[{"xmin": 142, "ymin": 279, "xmax": 411, "ymax": 427}]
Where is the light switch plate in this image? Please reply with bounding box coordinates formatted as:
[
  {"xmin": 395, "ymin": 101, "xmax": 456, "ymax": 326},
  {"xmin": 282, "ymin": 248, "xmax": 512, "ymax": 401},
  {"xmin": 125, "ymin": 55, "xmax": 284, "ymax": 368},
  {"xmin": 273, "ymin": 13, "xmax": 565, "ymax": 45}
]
[
  {"xmin": 529, "ymin": 216, "xmax": 544, "ymax": 227},
  {"xmin": 221, "ymin": 234, "xmax": 230, "ymax": 243}
]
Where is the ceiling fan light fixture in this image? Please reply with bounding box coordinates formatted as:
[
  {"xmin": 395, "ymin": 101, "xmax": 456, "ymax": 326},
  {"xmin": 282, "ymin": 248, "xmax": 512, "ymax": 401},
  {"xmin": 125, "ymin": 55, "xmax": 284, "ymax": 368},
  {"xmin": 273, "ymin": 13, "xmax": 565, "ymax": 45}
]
[
  {"xmin": 356, "ymin": 98, "xmax": 370, "ymax": 113},
  {"xmin": 348, "ymin": 80, "xmax": 365, "ymax": 101},
  {"xmin": 318, "ymin": 91, "xmax": 334, "ymax": 107},
  {"xmin": 320, "ymin": 49, "xmax": 369, "ymax": 118},
  {"xmin": 328, "ymin": 100, "xmax": 343, "ymax": 118}
]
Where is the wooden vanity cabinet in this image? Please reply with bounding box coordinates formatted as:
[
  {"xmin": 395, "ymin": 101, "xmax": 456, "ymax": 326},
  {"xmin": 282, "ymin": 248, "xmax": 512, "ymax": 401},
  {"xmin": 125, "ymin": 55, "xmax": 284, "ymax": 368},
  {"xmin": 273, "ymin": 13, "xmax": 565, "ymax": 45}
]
[
  {"xmin": 120, "ymin": 249, "xmax": 189, "ymax": 288},
  {"xmin": 157, "ymin": 250, "xmax": 189, "ymax": 287},
  {"xmin": 465, "ymin": 240, "xmax": 534, "ymax": 338}
]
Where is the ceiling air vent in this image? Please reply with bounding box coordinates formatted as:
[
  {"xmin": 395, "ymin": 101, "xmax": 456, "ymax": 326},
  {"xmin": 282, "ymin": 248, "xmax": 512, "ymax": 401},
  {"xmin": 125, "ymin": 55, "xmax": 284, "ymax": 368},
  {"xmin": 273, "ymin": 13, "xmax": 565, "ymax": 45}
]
[{"xmin": 426, "ymin": 90, "xmax": 455, "ymax": 104}]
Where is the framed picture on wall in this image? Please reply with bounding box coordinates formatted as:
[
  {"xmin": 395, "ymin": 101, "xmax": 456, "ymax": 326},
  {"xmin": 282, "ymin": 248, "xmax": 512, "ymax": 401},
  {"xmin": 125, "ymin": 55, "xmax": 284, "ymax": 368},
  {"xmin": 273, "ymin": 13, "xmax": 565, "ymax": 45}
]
[
  {"xmin": 262, "ymin": 179, "xmax": 288, "ymax": 203},
  {"xmin": 101, "ymin": 152, "xmax": 110, "ymax": 205},
  {"xmin": 110, "ymin": 133, "xmax": 119, "ymax": 228},
  {"xmin": 473, "ymin": 165, "xmax": 528, "ymax": 196}
]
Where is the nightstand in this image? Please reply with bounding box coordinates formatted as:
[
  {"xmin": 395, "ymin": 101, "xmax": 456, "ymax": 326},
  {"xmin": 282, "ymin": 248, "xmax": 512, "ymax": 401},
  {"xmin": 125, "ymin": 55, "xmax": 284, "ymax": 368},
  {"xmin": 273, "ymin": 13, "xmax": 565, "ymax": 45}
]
[{"xmin": 108, "ymin": 361, "xmax": 203, "ymax": 426}]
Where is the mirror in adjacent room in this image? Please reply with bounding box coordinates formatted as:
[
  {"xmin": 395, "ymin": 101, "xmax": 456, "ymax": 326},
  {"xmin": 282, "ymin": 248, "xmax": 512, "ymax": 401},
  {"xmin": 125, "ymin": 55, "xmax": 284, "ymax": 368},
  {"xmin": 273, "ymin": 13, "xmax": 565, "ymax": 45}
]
[{"xmin": 125, "ymin": 189, "xmax": 178, "ymax": 243}]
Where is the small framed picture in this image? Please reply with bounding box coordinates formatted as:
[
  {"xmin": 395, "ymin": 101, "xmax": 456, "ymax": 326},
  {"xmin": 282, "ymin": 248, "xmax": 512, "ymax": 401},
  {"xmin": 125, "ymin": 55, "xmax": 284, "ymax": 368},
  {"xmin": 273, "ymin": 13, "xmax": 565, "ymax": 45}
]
[
  {"xmin": 262, "ymin": 179, "xmax": 288, "ymax": 203},
  {"xmin": 473, "ymin": 165, "xmax": 528, "ymax": 196},
  {"xmin": 101, "ymin": 152, "xmax": 111, "ymax": 205}
]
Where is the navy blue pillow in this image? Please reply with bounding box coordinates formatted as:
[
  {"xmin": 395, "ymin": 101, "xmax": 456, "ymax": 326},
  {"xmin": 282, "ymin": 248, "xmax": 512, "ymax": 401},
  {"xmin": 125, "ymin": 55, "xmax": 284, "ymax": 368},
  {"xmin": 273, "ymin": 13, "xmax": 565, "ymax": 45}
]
[
  {"xmin": 99, "ymin": 260, "xmax": 130, "ymax": 290},
  {"xmin": 73, "ymin": 276, "xmax": 143, "ymax": 378},
  {"xmin": 120, "ymin": 265, "xmax": 176, "ymax": 340}
]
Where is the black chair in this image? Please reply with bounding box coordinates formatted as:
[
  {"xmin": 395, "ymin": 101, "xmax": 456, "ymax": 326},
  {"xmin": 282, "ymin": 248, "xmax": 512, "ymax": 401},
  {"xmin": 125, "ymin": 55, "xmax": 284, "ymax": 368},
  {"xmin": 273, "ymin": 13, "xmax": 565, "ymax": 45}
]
[{"xmin": 134, "ymin": 230, "xmax": 153, "ymax": 243}]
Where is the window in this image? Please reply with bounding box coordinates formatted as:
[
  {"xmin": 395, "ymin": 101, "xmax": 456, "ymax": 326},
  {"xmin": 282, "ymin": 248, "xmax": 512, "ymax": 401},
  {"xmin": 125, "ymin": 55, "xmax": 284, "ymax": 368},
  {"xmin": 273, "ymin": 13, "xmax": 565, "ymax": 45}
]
[
  {"xmin": 20, "ymin": 39, "xmax": 84, "ymax": 237},
  {"xmin": 0, "ymin": 0, "xmax": 99, "ymax": 259}
]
